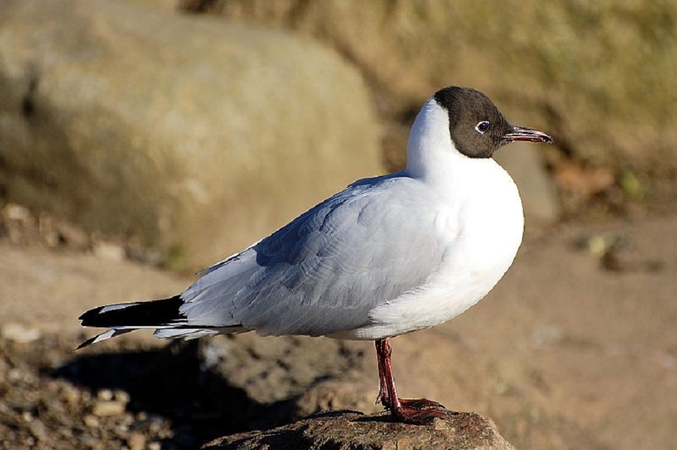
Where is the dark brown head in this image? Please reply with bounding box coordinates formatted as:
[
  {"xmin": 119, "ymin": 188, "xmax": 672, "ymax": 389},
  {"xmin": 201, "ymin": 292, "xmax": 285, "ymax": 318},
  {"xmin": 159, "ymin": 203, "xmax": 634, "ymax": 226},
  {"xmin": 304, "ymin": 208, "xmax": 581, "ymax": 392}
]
[{"xmin": 433, "ymin": 86, "xmax": 552, "ymax": 159}]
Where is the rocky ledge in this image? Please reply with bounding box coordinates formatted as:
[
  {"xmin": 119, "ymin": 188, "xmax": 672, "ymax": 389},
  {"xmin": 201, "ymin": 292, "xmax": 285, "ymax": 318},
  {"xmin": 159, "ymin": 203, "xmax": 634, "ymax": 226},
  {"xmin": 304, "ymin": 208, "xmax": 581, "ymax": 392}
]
[{"xmin": 203, "ymin": 410, "xmax": 515, "ymax": 450}]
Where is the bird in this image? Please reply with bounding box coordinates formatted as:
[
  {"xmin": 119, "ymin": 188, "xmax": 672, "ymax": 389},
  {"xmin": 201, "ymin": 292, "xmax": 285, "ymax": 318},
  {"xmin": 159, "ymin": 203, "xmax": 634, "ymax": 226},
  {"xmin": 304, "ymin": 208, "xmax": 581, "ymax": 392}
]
[{"xmin": 78, "ymin": 86, "xmax": 552, "ymax": 424}]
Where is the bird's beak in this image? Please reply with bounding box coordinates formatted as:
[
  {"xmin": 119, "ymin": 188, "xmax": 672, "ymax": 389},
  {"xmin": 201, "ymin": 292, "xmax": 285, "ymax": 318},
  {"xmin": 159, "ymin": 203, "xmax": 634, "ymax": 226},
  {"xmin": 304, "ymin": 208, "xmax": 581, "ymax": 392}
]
[{"xmin": 503, "ymin": 126, "xmax": 553, "ymax": 144}]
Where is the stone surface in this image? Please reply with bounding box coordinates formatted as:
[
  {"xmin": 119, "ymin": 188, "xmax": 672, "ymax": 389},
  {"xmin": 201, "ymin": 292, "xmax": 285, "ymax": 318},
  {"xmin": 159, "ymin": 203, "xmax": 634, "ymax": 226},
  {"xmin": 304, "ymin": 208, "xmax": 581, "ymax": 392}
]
[
  {"xmin": 202, "ymin": 410, "xmax": 516, "ymax": 450},
  {"xmin": 0, "ymin": 0, "xmax": 380, "ymax": 270}
]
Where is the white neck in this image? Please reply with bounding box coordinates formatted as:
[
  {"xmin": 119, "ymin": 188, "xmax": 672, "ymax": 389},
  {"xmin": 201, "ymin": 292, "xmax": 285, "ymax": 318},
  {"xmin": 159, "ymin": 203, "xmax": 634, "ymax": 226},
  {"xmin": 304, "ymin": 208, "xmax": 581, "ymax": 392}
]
[{"xmin": 405, "ymin": 99, "xmax": 482, "ymax": 187}]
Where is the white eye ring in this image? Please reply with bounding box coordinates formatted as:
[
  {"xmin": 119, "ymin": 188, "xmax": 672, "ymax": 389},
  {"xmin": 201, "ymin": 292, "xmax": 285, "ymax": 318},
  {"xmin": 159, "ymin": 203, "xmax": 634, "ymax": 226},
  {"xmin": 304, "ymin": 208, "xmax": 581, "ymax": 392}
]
[{"xmin": 475, "ymin": 121, "xmax": 490, "ymax": 135}]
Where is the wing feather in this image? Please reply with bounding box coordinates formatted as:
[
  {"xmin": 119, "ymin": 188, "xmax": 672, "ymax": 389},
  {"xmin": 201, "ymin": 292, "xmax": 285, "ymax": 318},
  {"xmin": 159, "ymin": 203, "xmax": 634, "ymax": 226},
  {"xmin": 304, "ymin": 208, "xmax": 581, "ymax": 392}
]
[{"xmin": 180, "ymin": 174, "xmax": 448, "ymax": 336}]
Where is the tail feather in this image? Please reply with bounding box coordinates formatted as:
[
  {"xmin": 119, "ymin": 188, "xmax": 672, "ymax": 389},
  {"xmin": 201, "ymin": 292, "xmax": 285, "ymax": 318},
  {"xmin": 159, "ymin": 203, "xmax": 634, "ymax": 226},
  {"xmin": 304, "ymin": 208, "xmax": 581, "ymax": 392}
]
[
  {"xmin": 79, "ymin": 295, "xmax": 186, "ymax": 328},
  {"xmin": 78, "ymin": 295, "xmax": 247, "ymax": 349},
  {"xmin": 78, "ymin": 295, "xmax": 189, "ymax": 349},
  {"xmin": 76, "ymin": 328, "xmax": 134, "ymax": 349}
]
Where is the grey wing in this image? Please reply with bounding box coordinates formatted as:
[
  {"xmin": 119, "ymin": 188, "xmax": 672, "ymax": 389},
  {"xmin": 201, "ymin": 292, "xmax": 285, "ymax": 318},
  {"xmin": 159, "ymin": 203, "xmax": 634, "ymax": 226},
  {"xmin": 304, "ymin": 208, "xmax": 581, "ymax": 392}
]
[{"xmin": 180, "ymin": 176, "xmax": 446, "ymax": 337}]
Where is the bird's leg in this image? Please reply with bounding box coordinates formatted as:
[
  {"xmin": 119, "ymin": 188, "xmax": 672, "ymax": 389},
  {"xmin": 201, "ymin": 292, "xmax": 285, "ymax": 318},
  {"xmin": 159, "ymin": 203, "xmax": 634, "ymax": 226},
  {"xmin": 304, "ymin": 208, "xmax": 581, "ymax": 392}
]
[
  {"xmin": 375, "ymin": 338, "xmax": 394, "ymax": 406},
  {"xmin": 374, "ymin": 338, "xmax": 448, "ymax": 424}
]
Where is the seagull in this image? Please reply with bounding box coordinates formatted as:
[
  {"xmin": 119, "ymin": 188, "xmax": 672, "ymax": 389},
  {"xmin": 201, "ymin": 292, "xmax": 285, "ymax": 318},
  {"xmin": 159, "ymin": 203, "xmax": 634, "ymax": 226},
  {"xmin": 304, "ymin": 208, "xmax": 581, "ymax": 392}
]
[{"xmin": 78, "ymin": 86, "xmax": 552, "ymax": 424}]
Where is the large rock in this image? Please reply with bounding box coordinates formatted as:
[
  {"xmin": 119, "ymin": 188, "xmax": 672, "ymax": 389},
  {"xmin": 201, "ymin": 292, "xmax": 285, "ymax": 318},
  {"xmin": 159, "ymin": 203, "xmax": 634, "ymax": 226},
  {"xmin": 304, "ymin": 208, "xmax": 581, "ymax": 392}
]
[{"xmin": 0, "ymin": 0, "xmax": 380, "ymax": 270}]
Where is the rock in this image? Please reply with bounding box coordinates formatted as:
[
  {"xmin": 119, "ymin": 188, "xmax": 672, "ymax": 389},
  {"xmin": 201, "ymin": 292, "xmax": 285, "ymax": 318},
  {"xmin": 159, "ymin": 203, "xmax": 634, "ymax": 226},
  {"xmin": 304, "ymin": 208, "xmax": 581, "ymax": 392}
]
[
  {"xmin": 28, "ymin": 418, "xmax": 48, "ymax": 442},
  {"xmin": 96, "ymin": 389, "xmax": 114, "ymax": 402},
  {"xmin": 202, "ymin": 410, "xmax": 516, "ymax": 450},
  {"xmin": 92, "ymin": 400, "xmax": 126, "ymax": 417},
  {"xmin": 92, "ymin": 241, "xmax": 126, "ymax": 262},
  {"xmin": 0, "ymin": 0, "xmax": 380, "ymax": 270},
  {"xmin": 126, "ymin": 431, "xmax": 147, "ymax": 450},
  {"xmin": 83, "ymin": 414, "xmax": 100, "ymax": 429},
  {"xmin": 0, "ymin": 323, "xmax": 41, "ymax": 344}
]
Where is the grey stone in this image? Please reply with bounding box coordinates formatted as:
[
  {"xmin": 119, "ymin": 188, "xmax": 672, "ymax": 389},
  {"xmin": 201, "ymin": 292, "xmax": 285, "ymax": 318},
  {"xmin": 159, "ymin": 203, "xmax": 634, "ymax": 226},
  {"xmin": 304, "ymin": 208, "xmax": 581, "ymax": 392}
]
[{"xmin": 0, "ymin": 0, "xmax": 380, "ymax": 269}]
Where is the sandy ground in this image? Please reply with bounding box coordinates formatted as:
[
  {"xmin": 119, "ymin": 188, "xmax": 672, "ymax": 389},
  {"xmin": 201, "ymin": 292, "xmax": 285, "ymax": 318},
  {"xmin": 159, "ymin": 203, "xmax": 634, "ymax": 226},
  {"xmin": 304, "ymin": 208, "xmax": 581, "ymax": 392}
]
[{"xmin": 1, "ymin": 213, "xmax": 675, "ymax": 449}]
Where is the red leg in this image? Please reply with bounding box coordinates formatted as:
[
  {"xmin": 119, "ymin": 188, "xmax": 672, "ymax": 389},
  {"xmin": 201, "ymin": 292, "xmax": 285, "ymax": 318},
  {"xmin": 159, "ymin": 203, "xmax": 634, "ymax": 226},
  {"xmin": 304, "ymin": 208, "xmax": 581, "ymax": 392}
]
[{"xmin": 374, "ymin": 338, "xmax": 448, "ymax": 424}]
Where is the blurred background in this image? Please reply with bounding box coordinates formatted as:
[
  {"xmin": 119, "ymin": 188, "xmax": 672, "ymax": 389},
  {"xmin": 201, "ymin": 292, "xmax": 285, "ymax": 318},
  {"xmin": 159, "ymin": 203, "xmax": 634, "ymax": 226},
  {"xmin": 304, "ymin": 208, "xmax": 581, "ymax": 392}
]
[{"xmin": 1, "ymin": 1, "xmax": 675, "ymax": 449}]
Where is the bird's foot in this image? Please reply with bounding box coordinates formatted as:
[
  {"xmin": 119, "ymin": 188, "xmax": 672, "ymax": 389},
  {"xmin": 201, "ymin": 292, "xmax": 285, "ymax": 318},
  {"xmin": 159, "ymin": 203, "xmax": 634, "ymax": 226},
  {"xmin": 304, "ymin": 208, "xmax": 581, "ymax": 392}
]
[
  {"xmin": 399, "ymin": 397, "xmax": 445, "ymax": 411},
  {"xmin": 391, "ymin": 401, "xmax": 449, "ymax": 424},
  {"xmin": 381, "ymin": 397, "xmax": 449, "ymax": 424},
  {"xmin": 374, "ymin": 340, "xmax": 450, "ymax": 424}
]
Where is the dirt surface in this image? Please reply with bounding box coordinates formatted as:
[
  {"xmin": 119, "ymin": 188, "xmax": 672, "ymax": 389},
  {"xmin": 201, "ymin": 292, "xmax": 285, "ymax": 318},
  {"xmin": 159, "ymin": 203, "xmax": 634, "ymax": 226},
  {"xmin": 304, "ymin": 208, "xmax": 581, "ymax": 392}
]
[{"xmin": 1, "ymin": 204, "xmax": 676, "ymax": 449}]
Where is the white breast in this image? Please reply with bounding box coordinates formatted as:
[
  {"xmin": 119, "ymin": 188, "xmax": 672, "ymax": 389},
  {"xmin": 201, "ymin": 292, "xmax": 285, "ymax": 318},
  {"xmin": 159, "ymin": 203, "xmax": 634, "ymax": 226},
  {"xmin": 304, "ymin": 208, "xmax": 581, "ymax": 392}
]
[{"xmin": 346, "ymin": 159, "xmax": 524, "ymax": 340}]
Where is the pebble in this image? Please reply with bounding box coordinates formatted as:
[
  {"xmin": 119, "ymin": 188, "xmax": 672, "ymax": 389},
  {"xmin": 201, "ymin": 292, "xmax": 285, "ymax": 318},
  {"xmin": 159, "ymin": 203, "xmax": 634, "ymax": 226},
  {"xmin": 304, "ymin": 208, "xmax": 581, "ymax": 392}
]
[
  {"xmin": 81, "ymin": 435, "xmax": 104, "ymax": 450},
  {"xmin": 55, "ymin": 220, "xmax": 91, "ymax": 250},
  {"xmin": 1, "ymin": 323, "xmax": 41, "ymax": 343},
  {"xmin": 126, "ymin": 431, "xmax": 146, "ymax": 450},
  {"xmin": 83, "ymin": 415, "xmax": 100, "ymax": 428},
  {"xmin": 61, "ymin": 384, "xmax": 81, "ymax": 405},
  {"xmin": 29, "ymin": 420, "xmax": 48, "ymax": 441},
  {"xmin": 93, "ymin": 241, "xmax": 126, "ymax": 261},
  {"xmin": 147, "ymin": 415, "xmax": 164, "ymax": 434},
  {"xmin": 92, "ymin": 400, "xmax": 126, "ymax": 417},
  {"xmin": 97, "ymin": 389, "xmax": 114, "ymax": 401},
  {"xmin": 3, "ymin": 203, "xmax": 31, "ymax": 221},
  {"xmin": 114, "ymin": 389, "xmax": 131, "ymax": 404},
  {"xmin": 7, "ymin": 368, "xmax": 22, "ymax": 383}
]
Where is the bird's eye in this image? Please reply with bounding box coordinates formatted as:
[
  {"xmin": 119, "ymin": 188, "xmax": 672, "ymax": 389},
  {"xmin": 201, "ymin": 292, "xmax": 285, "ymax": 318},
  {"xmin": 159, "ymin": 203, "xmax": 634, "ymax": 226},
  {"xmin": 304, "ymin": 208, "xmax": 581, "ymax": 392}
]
[{"xmin": 475, "ymin": 121, "xmax": 490, "ymax": 135}]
